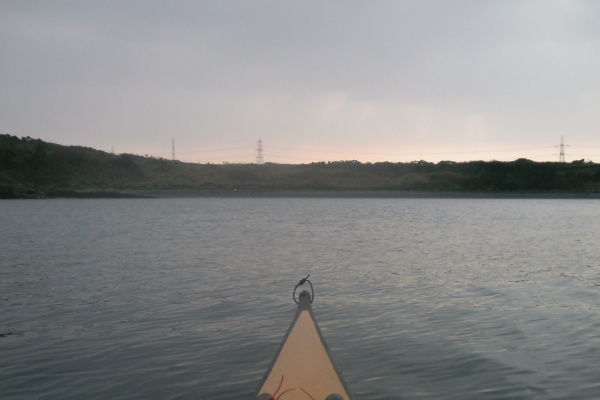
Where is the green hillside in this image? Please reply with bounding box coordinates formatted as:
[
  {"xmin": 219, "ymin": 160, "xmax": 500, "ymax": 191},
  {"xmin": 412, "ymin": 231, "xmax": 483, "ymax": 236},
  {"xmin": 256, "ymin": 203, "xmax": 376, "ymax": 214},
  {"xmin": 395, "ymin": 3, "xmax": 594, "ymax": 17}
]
[{"xmin": 2, "ymin": 134, "xmax": 600, "ymax": 198}]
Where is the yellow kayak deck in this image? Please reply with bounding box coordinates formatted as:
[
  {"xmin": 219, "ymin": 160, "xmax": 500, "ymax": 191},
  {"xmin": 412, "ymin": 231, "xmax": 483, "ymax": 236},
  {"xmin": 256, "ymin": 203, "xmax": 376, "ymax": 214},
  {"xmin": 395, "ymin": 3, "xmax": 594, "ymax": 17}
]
[{"xmin": 254, "ymin": 289, "xmax": 352, "ymax": 400}]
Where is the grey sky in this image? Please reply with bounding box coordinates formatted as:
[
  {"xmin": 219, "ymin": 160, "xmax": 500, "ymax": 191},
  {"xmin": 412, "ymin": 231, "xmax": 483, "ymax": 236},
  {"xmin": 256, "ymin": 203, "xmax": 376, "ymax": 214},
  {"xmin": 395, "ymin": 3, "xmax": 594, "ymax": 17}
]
[{"xmin": 2, "ymin": 1, "xmax": 600, "ymax": 163}]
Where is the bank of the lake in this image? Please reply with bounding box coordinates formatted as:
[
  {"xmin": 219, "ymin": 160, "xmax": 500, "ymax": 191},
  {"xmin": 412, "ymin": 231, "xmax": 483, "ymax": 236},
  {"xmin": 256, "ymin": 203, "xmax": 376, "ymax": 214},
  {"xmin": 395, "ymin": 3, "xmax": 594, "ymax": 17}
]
[
  {"xmin": 2, "ymin": 135, "xmax": 600, "ymax": 197},
  {"xmin": 4, "ymin": 188, "xmax": 600, "ymax": 200}
]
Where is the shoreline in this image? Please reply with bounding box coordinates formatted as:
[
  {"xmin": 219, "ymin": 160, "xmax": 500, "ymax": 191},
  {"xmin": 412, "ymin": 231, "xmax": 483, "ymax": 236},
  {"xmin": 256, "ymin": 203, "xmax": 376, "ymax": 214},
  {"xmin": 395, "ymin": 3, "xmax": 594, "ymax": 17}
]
[
  {"xmin": 4, "ymin": 188, "xmax": 600, "ymax": 199},
  {"xmin": 119, "ymin": 189, "xmax": 600, "ymax": 199}
]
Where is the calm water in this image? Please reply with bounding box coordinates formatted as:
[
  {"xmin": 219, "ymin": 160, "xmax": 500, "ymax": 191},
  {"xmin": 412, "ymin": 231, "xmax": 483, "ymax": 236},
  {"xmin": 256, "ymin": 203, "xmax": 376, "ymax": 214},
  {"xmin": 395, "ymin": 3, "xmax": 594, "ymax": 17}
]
[{"xmin": 1, "ymin": 198, "xmax": 600, "ymax": 399}]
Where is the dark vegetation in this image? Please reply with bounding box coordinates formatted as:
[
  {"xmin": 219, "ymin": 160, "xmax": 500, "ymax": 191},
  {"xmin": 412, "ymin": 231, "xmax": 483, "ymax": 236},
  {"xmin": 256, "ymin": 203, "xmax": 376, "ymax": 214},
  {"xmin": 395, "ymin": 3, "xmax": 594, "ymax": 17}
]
[{"xmin": 2, "ymin": 134, "xmax": 600, "ymax": 198}]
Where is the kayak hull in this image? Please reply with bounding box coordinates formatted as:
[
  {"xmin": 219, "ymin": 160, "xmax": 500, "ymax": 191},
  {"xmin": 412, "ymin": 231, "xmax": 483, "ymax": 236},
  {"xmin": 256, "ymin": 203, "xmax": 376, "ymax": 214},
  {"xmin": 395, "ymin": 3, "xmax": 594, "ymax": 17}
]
[{"xmin": 254, "ymin": 290, "xmax": 352, "ymax": 400}]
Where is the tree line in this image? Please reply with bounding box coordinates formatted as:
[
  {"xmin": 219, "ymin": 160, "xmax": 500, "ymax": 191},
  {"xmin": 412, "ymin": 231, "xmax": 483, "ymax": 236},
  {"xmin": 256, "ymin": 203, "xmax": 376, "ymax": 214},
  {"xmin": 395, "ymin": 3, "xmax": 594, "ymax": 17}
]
[{"xmin": 1, "ymin": 134, "xmax": 599, "ymax": 198}]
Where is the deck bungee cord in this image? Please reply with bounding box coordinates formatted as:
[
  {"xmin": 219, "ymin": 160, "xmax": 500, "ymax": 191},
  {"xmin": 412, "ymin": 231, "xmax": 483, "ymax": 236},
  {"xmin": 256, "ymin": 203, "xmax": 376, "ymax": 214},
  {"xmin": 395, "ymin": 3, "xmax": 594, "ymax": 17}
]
[{"xmin": 293, "ymin": 274, "xmax": 314, "ymax": 304}]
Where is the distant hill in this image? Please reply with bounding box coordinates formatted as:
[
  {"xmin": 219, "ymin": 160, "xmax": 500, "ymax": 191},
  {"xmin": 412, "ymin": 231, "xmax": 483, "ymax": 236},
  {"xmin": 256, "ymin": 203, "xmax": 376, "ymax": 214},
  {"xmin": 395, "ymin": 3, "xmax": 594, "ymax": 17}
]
[{"xmin": 1, "ymin": 134, "xmax": 600, "ymax": 198}]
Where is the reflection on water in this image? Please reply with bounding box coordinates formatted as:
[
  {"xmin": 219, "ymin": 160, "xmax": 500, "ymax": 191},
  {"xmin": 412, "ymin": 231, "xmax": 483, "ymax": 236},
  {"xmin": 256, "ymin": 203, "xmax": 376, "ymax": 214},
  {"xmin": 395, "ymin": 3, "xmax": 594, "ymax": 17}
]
[{"xmin": 1, "ymin": 198, "xmax": 600, "ymax": 399}]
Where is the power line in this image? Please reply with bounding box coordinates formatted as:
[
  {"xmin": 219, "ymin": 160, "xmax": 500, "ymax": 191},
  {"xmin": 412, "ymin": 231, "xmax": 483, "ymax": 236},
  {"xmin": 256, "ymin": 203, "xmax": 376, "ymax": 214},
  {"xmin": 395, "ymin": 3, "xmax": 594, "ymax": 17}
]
[
  {"xmin": 151, "ymin": 146, "xmax": 251, "ymax": 156},
  {"xmin": 175, "ymin": 146, "xmax": 251, "ymax": 154},
  {"xmin": 141, "ymin": 141, "xmax": 600, "ymax": 162},
  {"xmin": 268, "ymin": 145, "xmax": 555, "ymax": 156},
  {"xmin": 567, "ymin": 153, "xmax": 600, "ymax": 157}
]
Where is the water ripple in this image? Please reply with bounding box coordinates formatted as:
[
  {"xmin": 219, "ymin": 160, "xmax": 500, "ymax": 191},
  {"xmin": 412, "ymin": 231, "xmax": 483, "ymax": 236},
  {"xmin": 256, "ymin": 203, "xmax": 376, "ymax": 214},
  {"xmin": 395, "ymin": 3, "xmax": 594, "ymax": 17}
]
[{"xmin": 2, "ymin": 198, "xmax": 600, "ymax": 399}]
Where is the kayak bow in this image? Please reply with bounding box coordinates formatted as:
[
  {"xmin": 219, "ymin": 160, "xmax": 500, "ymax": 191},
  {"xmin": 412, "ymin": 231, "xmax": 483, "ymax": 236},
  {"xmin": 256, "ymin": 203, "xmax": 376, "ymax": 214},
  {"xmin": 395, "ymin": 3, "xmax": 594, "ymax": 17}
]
[{"xmin": 254, "ymin": 279, "xmax": 352, "ymax": 400}]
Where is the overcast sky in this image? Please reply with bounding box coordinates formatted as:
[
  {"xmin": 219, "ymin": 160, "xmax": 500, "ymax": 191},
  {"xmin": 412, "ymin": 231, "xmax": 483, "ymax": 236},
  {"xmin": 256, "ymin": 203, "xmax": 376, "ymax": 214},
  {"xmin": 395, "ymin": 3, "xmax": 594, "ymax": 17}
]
[{"xmin": 2, "ymin": 1, "xmax": 600, "ymax": 163}]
